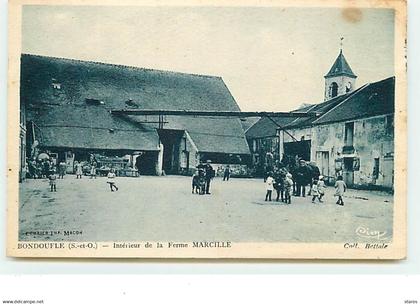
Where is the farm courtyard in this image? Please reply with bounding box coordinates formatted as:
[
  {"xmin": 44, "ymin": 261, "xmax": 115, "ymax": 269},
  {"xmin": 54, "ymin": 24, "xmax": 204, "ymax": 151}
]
[{"xmin": 18, "ymin": 175, "xmax": 394, "ymax": 243}]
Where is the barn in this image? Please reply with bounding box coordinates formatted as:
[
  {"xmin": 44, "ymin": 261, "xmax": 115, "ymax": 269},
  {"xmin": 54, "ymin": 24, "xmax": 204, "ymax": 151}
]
[{"xmin": 21, "ymin": 54, "xmax": 250, "ymax": 176}]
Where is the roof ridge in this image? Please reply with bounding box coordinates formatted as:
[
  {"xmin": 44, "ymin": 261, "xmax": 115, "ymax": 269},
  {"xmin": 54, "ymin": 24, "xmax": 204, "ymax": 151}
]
[
  {"xmin": 21, "ymin": 53, "xmax": 222, "ymax": 80},
  {"xmin": 299, "ymin": 104, "xmax": 318, "ymax": 113},
  {"xmin": 311, "ymin": 83, "xmax": 370, "ymax": 124},
  {"xmin": 368, "ymin": 75, "xmax": 395, "ymax": 85}
]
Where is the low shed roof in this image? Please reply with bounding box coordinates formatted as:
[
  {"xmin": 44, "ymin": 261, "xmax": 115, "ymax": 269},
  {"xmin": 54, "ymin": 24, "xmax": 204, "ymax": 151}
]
[{"xmin": 30, "ymin": 104, "xmax": 159, "ymax": 151}]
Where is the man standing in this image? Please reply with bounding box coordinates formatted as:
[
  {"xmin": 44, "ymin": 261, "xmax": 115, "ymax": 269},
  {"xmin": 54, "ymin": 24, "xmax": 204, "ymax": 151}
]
[
  {"xmin": 295, "ymin": 159, "xmax": 311, "ymax": 197},
  {"xmin": 204, "ymin": 160, "xmax": 215, "ymax": 194},
  {"xmin": 223, "ymin": 165, "xmax": 231, "ymax": 181}
]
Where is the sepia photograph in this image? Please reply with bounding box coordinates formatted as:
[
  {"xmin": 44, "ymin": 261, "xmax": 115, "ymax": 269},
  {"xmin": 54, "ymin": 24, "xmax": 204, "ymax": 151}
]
[{"xmin": 7, "ymin": 0, "xmax": 407, "ymax": 258}]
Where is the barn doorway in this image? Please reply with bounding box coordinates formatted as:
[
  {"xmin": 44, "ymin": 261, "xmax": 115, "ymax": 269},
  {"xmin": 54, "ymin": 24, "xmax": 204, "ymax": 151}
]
[
  {"xmin": 135, "ymin": 152, "xmax": 159, "ymax": 175},
  {"xmin": 284, "ymin": 140, "xmax": 311, "ymax": 161},
  {"xmin": 157, "ymin": 129, "xmax": 185, "ymax": 174}
]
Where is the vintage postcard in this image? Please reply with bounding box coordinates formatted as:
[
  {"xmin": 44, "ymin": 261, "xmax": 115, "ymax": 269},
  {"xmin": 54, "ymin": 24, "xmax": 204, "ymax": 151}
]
[{"xmin": 7, "ymin": 0, "xmax": 407, "ymax": 258}]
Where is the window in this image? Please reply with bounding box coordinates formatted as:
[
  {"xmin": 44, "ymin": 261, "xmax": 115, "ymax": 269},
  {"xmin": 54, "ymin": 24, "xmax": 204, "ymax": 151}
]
[
  {"xmin": 373, "ymin": 158, "xmax": 380, "ymax": 179},
  {"xmin": 180, "ymin": 151, "xmax": 189, "ymax": 168},
  {"xmin": 52, "ymin": 78, "xmax": 61, "ymax": 90},
  {"xmin": 266, "ymin": 139, "xmax": 272, "ymax": 151},
  {"xmin": 344, "ymin": 122, "xmax": 354, "ymax": 146},
  {"xmin": 330, "ymin": 82, "xmax": 338, "ymax": 98},
  {"xmin": 273, "ymin": 137, "xmax": 279, "ymax": 154},
  {"xmin": 51, "ymin": 79, "xmax": 62, "ymax": 97},
  {"xmin": 182, "ymin": 137, "xmax": 187, "ymax": 151},
  {"xmin": 253, "ymin": 139, "xmax": 259, "ymax": 152},
  {"xmin": 346, "ymin": 82, "xmax": 352, "ymax": 92}
]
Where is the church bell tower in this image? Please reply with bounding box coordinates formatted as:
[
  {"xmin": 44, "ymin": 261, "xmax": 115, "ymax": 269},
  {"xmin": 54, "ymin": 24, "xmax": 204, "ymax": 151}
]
[{"xmin": 324, "ymin": 42, "xmax": 357, "ymax": 101}]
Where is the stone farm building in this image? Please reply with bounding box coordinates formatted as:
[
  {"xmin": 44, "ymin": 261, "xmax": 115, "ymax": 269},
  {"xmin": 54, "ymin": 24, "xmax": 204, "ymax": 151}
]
[
  {"xmin": 246, "ymin": 50, "xmax": 395, "ymax": 190},
  {"xmin": 21, "ymin": 54, "xmax": 250, "ymax": 177}
]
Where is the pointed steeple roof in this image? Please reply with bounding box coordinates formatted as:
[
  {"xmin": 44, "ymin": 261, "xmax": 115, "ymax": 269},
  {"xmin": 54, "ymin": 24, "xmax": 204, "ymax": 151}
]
[{"xmin": 325, "ymin": 50, "xmax": 357, "ymax": 78}]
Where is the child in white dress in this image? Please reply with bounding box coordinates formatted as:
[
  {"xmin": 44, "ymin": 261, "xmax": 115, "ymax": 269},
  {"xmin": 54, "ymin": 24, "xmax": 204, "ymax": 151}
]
[
  {"xmin": 311, "ymin": 178, "xmax": 319, "ymax": 203},
  {"xmin": 317, "ymin": 175, "xmax": 326, "ymax": 202},
  {"xmin": 284, "ymin": 173, "xmax": 293, "ymax": 204},
  {"xmin": 265, "ymin": 172, "xmax": 274, "ymax": 202},
  {"xmin": 107, "ymin": 169, "xmax": 119, "ymax": 192},
  {"xmin": 334, "ymin": 175, "xmax": 347, "ymax": 206}
]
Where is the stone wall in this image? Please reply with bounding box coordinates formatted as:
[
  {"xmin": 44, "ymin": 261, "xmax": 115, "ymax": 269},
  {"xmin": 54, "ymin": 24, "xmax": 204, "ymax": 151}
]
[
  {"xmin": 178, "ymin": 132, "xmax": 199, "ymax": 176},
  {"xmin": 281, "ymin": 114, "xmax": 394, "ymax": 189}
]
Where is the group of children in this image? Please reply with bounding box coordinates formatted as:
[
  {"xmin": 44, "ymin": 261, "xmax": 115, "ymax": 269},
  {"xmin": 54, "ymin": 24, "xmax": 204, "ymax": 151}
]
[
  {"xmin": 47, "ymin": 167, "xmax": 119, "ymax": 193},
  {"xmin": 265, "ymin": 171, "xmax": 293, "ymax": 204},
  {"xmin": 265, "ymin": 171, "xmax": 347, "ymax": 206},
  {"xmin": 309, "ymin": 176, "xmax": 326, "ymax": 203}
]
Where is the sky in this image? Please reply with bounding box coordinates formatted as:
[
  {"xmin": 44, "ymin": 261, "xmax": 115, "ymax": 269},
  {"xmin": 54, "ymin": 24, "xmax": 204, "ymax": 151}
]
[{"xmin": 22, "ymin": 5, "xmax": 395, "ymax": 112}]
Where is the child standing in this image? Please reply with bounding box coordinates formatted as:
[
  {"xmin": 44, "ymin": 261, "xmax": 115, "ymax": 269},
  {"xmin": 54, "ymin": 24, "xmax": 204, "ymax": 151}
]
[
  {"xmin": 265, "ymin": 172, "xmax": 274, "ymax": 201},
  {"xmin": 107, "ymin": 169, "xmax": 119, "ymax": 192},
  {"xmin": 49, "ymin": 169, "xmax": 57, "ymax": 192},
  {"xmin": 311, "ymin": 178, "xmax": 319, "ymax": 203},
  {"xmin": 75, "ymin": 161, "xmax": 83, "ymax": 179},
  {"xmin": 334, "ymin": 175, "xmax": 347, "ymax": 206},
  {"xmin": 284, "ymin": 173, "xmax": 293, "ymax": 204},
  {"xmin": 58, "ymin": 161, "xmax": 66, "ymax": 179},
  {"xmin": 318, "ymin": 175, "xmax": 326, "ymax": 202}
]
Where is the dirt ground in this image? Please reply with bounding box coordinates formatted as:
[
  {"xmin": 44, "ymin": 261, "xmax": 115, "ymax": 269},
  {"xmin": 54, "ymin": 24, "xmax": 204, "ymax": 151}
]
[{"xmin": 18, "ymin": 175, "xmax": 394, "ymax": 243}]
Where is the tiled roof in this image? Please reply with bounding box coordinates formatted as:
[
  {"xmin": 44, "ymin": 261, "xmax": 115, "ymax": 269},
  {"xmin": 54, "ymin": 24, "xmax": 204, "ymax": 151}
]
[
  {"xmin": 240, "ymin": 117, "xmax": 260, "ymax": 132},
  {"xmin": 245, "ymin": 116, "xmax": 297, "ymax": 139},
  {"xmin": 245, "ymin": 103, "xmax": 321, "ymax": 139},
  {"xmin": 313, "ymin": 76, "xmax": 395, "ymax": 125},
  {"xmin": 21, "ymin": 54, "xmax": 250, "ymax": 154},
  {"xmin": 245, "ymin": 76, "xmax": 395, "ymax": 137},
  {"xmin": 325, "ymin": 50, "xmax": 357, "ymax": 78},
  {"xmin": 28, "ymin": 104, "xmax": 159, "ymax": 151},
  {"xmin": 285, "ymin": 87, "xmax": 364, "ymax": 128}
]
